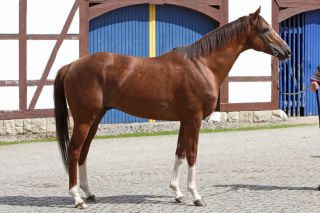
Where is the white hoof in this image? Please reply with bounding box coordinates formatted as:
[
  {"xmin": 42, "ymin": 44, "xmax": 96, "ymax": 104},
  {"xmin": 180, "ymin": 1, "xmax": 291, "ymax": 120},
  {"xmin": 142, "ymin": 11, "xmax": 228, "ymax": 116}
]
[{"xmin": 75, "ymin": 202, "xmax": 88, "ymax": 209}]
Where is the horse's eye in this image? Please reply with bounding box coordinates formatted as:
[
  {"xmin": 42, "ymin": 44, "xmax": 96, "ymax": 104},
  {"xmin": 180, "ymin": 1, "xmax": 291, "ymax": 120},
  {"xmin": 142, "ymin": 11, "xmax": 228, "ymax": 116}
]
[{"xmin": 262, "ymin": 27, "xmax": 269, "ymax": 33}]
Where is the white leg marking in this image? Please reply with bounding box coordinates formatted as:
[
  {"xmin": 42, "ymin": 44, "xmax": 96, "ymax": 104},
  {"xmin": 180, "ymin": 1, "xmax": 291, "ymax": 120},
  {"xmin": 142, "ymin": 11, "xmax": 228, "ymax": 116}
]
[
  {"xmin": 170, "ymin": 156, "xmax": 184, "ymax": 198},
  {"xmin": 69, "ymin": 185, "xmax": 87, "ymax": 208},
  {"xmin": 79, "ymin": 161, "xmax": 94, "ymax": 198},
  {"xmin": 187, "ymin": 165, "xmax": 202, "ymax": 201}
]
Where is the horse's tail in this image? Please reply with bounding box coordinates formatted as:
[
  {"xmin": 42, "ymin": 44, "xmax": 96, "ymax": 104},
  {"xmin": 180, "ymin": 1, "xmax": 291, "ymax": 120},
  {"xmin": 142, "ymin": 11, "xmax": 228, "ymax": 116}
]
[{"xmin": 54, "ymin": 64, "xmax": 71, "ymax": 173}]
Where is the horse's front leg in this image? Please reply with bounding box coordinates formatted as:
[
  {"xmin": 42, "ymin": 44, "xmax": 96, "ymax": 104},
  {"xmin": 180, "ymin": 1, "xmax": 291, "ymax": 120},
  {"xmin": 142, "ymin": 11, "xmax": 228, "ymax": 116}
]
[
  {"xmin": 185, "ymin": 118, "xmax": 206, "ymax": 206},
  {"xmin": 170, "ymin": 122, "xmax": 186, "ymax": 203}
]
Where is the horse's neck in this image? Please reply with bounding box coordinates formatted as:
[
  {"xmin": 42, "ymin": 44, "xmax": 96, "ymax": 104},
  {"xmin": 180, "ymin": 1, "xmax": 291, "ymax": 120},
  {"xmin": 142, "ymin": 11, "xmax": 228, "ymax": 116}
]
[{"xmin": 203, "ymin": 30, "xmax": 250, "ymax": 85}]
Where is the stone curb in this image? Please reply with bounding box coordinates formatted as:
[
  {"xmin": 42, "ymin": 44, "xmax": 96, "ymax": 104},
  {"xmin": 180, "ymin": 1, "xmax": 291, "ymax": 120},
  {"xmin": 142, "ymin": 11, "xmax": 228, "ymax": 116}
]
[{"xmin": 0, "ymin": 110, "xmax": 317, "ymax": 142}]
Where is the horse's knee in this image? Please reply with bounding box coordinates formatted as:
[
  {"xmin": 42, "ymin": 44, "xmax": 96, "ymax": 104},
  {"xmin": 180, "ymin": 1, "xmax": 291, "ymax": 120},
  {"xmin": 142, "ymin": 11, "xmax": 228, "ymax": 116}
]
[
  {"xmin": 186, "ymin": 153, "xmax": 197, "ymax": 166},
  {"xmin": 68, "ymin": 142, "xmax": 82, "ymax": 158},
  {"xmin": 69, "ymin": 152, "xmax": 81, "ymax": 164},
  {"xmin": 176, "ymin": 152, "xmax": 186, "ymax": 159},
  {"xmin": 175, "ymin": 144, "xmax": 186, "ymax": 159}
]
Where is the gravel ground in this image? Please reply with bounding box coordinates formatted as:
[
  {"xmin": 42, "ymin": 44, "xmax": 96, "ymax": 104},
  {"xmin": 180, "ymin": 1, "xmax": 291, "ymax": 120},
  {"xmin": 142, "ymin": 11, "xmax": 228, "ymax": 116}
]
[{"xmin": 1, "ymin": 125, "xmax": 320, "ymax": 212}]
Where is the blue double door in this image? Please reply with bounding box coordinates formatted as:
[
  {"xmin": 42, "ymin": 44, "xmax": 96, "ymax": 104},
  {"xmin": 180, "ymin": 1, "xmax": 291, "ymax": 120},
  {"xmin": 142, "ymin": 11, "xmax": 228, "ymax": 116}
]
[
  {"xmin": 280, "ymin": 9, "xmax": 320, "ymax": 116},
  {"xmin": 89, "ymin": 4, "xmax": 217, "ymax": 123}
]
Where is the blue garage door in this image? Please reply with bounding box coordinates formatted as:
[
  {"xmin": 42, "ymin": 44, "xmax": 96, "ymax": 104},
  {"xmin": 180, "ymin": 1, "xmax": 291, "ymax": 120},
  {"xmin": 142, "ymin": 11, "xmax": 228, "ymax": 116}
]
[
  {"xmin": 89, "ymin": 5, "xmax": 149, "ymax": 124},
  {"xmin": 156, "ymin": 5, "xmax": 218, "ymax": 56},
  {"xmin": 89, "ymin": 4, "xmax": 217, "ymax": 123},
  {"xmin": 280, "ymin": 9, "xmax": 320, "ymax": 116}
]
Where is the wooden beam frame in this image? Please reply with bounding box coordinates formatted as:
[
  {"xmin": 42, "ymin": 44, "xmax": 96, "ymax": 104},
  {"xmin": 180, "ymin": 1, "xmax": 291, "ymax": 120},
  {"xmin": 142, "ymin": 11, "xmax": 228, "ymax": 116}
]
[
  {"xmin": 1, "ymin": 0, "xmax": 229, "ymax": 119},
  {"xmin": 279, "ymin": 6, "xmax": 320, "ymax": 22},
  {"xmin": 28, "ymin": 0, "xmax": 80, "ymax": 110},
  {"xmin": 275, "ymin": 0, "xmax": 320, "ymax": 22},
  {"xmin": 0, "ymin": 0, "xmax": 80, "ymax": 120},
  {"xmin": 88, "ymin": 0, "xmax": 222, "ymax": 23},
  {"xmin": 276, "ymin": 0, "xmax": 320, "ymax": 8},
  {"xmin": 0, "ymin": 80, "xmax": 55, "ymax": 87},
  {"xmin": 19, "ymin": 0, "xmax": 27, "ymax": 111},
  {"xmin": 0, "ymin": 109, "xmax": 54, "ymax": 120}
]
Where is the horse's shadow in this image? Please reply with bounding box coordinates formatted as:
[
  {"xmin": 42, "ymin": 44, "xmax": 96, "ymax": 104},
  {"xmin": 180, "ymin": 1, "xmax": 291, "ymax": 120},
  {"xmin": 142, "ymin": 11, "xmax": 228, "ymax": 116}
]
[
  {"xmin": 2, "ymin": 185, "xmax": 317, "ymax": 208},
  {"xmin": 212, "ymin": 184, "xmax": 317, "ymax": 192},
  {"xmin": 0, "ymin": 194, "xmax": 172, "ymax": 208}
]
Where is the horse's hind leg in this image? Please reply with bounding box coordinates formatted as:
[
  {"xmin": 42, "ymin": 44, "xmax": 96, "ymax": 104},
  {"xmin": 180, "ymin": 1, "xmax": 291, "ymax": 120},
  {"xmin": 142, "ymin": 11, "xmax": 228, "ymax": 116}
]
[
  {"xmin": 78, "ymin": 109, "xmax": 106, "ymax": 203},
  {"xmin": 170, "ymin": 122, "xmax": 186, "ymax": 203},
  {"xmin": 68, "ymin": 120, "xmax": 94, "ymax": 209}
]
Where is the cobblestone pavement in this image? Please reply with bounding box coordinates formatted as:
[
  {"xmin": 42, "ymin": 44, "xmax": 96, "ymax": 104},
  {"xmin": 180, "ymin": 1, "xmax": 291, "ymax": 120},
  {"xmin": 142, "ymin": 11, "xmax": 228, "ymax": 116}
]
[{"xmin": 1, "ymin": 125, "xmax": 320, "ymax": 212}]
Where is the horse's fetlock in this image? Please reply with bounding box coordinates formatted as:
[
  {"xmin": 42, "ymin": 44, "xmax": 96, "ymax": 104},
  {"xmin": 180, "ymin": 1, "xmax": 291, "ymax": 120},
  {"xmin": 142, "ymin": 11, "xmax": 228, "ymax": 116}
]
[
  {"xmin": 170, "ymin": 183, "xmax": 178, "ymax": 190},
  {"xmin": 187, "ymin": 185, "xmax": 196, "ymax": 192},
  {"xmin": 79, "ymin": 184, "xmax": 85, "ymax": 190},
  {"xmin": 69, "ymin": 186, "xmax": 78, "ymax": 196}
]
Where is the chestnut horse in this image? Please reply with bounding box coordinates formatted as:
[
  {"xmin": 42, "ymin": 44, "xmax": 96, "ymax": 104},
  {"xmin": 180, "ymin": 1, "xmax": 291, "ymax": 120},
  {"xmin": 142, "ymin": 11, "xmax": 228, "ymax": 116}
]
[{"xmin": 54, "ymin": 7, "xmax": 290, "ymax": 208}]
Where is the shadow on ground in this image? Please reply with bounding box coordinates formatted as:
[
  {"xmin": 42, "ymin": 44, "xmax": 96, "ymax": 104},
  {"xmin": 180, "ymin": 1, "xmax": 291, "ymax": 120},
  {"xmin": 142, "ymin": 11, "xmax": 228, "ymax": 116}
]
[
  {"xmin": 213, "ymin": 184, "xmax": 317, "ymax": 191},
  {"xmin": 0, "ymin": 194, "xmax": 172, "ymax": 208}
]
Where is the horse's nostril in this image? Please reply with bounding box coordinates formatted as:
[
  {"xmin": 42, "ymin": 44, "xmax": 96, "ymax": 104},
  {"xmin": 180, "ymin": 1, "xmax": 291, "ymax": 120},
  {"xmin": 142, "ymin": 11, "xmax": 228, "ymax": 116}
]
[{"xmin": 287, "ymin": 49, "xmax": 292, "ymax": 57}]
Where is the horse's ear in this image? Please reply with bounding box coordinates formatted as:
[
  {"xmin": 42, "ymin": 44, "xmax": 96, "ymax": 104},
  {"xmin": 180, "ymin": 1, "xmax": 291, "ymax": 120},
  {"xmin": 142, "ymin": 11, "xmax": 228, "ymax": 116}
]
[{"xmin": 251, "ymin": 6, "xmax": 261, "ymax": 21}]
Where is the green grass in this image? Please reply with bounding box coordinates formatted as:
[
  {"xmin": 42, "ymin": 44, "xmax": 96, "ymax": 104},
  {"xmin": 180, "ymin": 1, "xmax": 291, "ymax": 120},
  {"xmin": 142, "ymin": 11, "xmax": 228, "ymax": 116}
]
[
  {"xmin": 0, "ymin": 137, "xmax": 57, "ymax": 146},
  {"xmin": 0, "ymin": 123, "xmax": 315, "ymax": 146},
  {"xmin": 200, "ymin": 123, "xmax": 315, "ymax": 133}
]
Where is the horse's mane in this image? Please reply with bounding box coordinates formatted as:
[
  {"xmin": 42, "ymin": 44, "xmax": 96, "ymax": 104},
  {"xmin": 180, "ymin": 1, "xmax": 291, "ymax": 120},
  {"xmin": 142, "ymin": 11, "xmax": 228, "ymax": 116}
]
[{"xmin": 173, "ymin": 15, "xmax": 262, "ymax": 59}]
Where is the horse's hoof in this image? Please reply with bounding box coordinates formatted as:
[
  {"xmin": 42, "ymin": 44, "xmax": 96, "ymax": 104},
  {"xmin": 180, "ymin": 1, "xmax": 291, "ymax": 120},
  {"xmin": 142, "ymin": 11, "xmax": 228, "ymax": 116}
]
[
  {"xmin": 175, "ymin": 196, "xmax": 185, "ymax": 204},
  {"xmin": 194, "ymin": 199, "xmax": 207, "ymax": 207},
  {"xmin": 318, "ymin": 185, "xmax": 320, "ymax": 191},
  {"xmin": 75, "ymin": 202, "xmax": 88, "ymax": 209},
  {"xmin": 86, "ymin": 195, "xmax": 96, "ymax": 203}
]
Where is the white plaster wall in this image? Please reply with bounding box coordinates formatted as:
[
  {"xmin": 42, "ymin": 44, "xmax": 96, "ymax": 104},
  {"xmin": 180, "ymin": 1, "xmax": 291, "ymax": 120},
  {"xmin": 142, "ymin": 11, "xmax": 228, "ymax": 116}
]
[
  {"xmin": 0, "ymin": 0, "xmax": 19, "ymax": 33},
  {"xmin": 50, "ymin": 40, "xmax": 79, "ymax": 79},
  {"xmin": 229, "ymin": 82, "xmax": 272, "ymax": 103},
  {"xmin": 228, "ymin": 0, "xmax": 272, "ymax": 103},
  {"xmin": 0, "ymin": 41, "xmax": 19, "ymax": 80},
  {"xmin": 27, "ymin": 86, "xmax": 54, "ymax": 109},
  {"xmin": 228, "ymin": 0, "xmax": 272, "ymax": 77},
  {"xmin": 27, "ymin": 40, "xmax": 79, "ymax": 80},
  {"xmin": 27, "ymin": 40, "xmax": 55, "ymax": 80},
  {"xmin": 27, "ymin": 0, "xmax": 79, "ymax": 34},
  {"xmin": 27, "ymin": 39, "xmax": 78, "ymax": 109},
  {"xmin": 229, "ymin": 0, "xmax": 272, "ymax": 23},
  {"xmin": 229, "ymin": 50, "xmax": 272, "ymax": 76},
  {"xmin": 0, "ymin": 87, "xmax": 19, "ymax": 110}
]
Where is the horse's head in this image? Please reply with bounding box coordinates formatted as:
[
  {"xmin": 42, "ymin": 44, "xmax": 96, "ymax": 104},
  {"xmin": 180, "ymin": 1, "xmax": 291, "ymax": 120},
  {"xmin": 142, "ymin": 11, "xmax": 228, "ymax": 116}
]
[{"xmin": 248, "ymin": 7, "xmax": 291, "ymax": 60}]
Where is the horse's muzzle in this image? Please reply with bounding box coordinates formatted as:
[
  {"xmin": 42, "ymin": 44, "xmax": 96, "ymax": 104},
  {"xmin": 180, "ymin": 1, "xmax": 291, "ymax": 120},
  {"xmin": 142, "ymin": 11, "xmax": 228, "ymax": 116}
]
[{"xmin": 271, "ymin": 44, "xmax": 291, "ymax": 60}]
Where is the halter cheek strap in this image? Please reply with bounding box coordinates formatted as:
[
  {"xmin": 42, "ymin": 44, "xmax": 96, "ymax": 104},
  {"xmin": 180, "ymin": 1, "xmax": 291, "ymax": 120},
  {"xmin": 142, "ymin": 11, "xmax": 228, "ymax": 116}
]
[{"xmin": 249, "ymin": 16, "xmax": 278, "ymax": 57}]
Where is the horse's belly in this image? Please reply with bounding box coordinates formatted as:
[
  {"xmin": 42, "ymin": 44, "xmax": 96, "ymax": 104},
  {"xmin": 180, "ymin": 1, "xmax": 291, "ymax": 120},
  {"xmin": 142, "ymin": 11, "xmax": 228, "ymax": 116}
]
[{"xmin": 111, "ymin": 94, "xmax": 179, "ymax": 121}]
